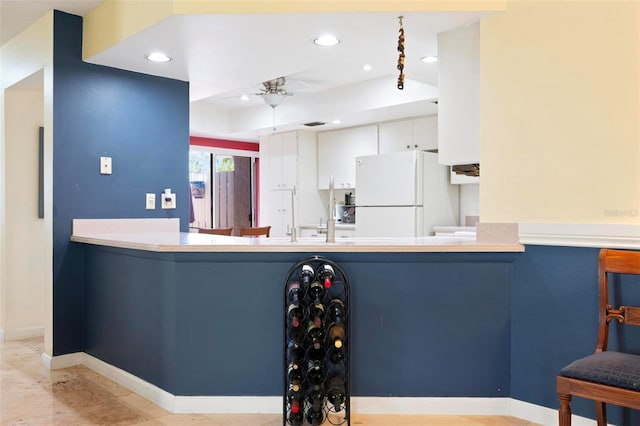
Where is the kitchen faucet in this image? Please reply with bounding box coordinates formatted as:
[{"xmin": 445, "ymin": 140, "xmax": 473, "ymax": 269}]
[
  {"xmin": 326, "ymin": 176, "xmax": 336, "ymax": 243},
  {"xmin": 290, "ymin": 186, "xmax": 297, "ymax": 242}
]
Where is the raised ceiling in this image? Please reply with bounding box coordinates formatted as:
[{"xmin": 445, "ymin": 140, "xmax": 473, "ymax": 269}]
[{"xmin": 2, "ymin": 1, "xmax": 494, "ymax": 141}]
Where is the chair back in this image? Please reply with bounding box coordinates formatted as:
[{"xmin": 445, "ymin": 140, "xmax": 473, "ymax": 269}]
[
  {"xmin": 597, "ymin": 249, "xmax": 640, "ymax": 352},
  {"xmin": 198, "ymin": 227, "xmax": 233, "ymax": 236},
  {"xmin": 239, "ymin": 226, "xmax": 271, "ymax": 237}
]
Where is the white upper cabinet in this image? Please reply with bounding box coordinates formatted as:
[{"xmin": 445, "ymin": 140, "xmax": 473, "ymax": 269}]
[
  {"xmin": 379, "ymin": 116, "xmax": 438, "ymax": 154},
  {"xmin": 437, "ymin": 22, "xmax": 480, "ymax": 166},
  {"xmin": 264, "ymin": 132, "xmax": 297, "ymax": 190},
  {"xmin": 317, "ymin": 124, "xmax": 378, "ymax": 190}
]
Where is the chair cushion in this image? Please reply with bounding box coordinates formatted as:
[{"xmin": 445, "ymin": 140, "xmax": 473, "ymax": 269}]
[{"xmin": 560, "ymin": 351, "xmax": 640, "ymax": 391}]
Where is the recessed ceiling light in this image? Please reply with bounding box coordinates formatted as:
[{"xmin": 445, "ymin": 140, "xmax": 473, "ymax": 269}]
[
  {"xmin": 421, "ymin": 56, "xmax": 438, "ymax": 63},
  {"xmin": 332, "ymin": 119, "xmax": 342, "ymax": 125},
  {"xmin": 146, "ymin": 52, "xmax": 171, "ymax": 62},
  {"xmin": 314, "ymin": 35, "xmax": 340, "ymax": 47},
  {"xmin": 240, "ymin": 95, "xmax": 250, "ymax": 102},
  {"xmin": 362, "ymin": 64, "xmax": 372, "ymax": 71}
]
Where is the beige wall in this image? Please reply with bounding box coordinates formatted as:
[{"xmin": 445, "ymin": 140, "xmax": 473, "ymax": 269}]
[
  {"xmin": 1, "ymin": 12, "xmax": 54, "ymax": 352},
  {"xmin": 480, "ymin": 0, "xmax": 640, "ymax": 224},
  {"xmin": 4, "ymin": 86, "xmax": 46, "ymax": 338}
]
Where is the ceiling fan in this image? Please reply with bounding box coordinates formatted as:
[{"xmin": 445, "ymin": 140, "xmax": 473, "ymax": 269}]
[{"xmin": 256, "ymin": 77, "xmax": 293, "ymax": 108}]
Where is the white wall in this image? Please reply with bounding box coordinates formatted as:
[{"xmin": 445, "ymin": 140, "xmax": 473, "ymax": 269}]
[
  {"xmin": 1, "ymin": 12, "xmax": 54, "ymax": 353},
  {"xmin": 459, "ymin": 184, "xmax": 479, "ymax": 225},
  {"xmin": 480, "ymin": 1, "xmax": 639, "ymax": 225}
]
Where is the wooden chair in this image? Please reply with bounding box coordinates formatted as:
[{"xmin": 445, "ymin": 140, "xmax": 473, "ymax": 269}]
[
  {"xmin": 557, "ymin": 248, "xmax": 640, "ymax": 426},
  {"xmin": 239, "ymin": 226, "xmax": 271, "ymax": 238},
  {"xmin": 198, "ymin": 227, "xmax": 233, "ymax": 236}
]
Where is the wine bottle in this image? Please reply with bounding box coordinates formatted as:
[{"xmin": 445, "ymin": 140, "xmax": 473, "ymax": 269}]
[
  {"xmin": 306, "ymin": 359, "xmax": 324, "ymax": 385},
  {"xmin": 328, "ymin": 344, "xmax": 344, "ymax": 365},
  {"xmin": 307, "ymin": 318, "xmax": 324, "ymax": 343},
  {"xmin": 327, "ymin": 298, "xmax": 346, "ymax": 323},
  {"xmin": 287, "ymin": 382, "xmax": 304, "ymax": 426},
  {"xmin": 326, "ymin": 375, "xmax": 346, "ymax": 411},
  {"xmin": 287, "ymin": 302, "xmax": 304, "ymax": 328},
  {"xmin": 299, "ymin": 264, "xmax": 315, "ymax": 288},
  {"xmin": 309, "ymin": 280, "xmax": 325, "ymax": 303},
  {"xmin": 327, "ymin": 321, "xmax": 346, "ymax": 349},
  {"xmin": 308, "ymin": 301, "xmax": 325, "ymax": 328},
  {"xmin": 318, "ymin": 264, "xmax": 336, "ymax": 289},
  {"xmin": 306, "ymin": 383, "xmax": 325, "ymax": 411},
  {"xmin": 287, "ymin": 406, "xmax": 303, "ymax": 426},
  {"xmin": 307, "ymin": 341, "xmax": 325, "ymax": 362},
  {"xmin": 287, "ymin": 280, "xmax": 304, "ymax": 304},
  {"xmin": 287, "ymin": 362, "xmax": 302, "ymax": 385},
  {"xmin": 287, "ymin": 343, "xmax": 304, "ymax": 364},
  {"xmin": 287, "ymin": 321, "xmax": 305, "ymax": 344},
  {"xmin": 305, "ymin": 407, "xmax": 325, "ymax": 426}
]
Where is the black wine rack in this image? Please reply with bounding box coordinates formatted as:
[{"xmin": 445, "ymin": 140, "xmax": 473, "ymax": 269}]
[{"xmin": 283, "ymin": 256, "xmax": 350, "ymax": 426}]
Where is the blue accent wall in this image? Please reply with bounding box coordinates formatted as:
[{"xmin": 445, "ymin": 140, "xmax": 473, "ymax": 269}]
[
  {"xmin": 52, "ymin": 11, "xmax": 189, "ymax": 355},
  {"xmin": 511, "ymin": 245, "xmax": 640, "ymax": 424},
  {"xmin": 82, "ymin": 249, "xmax": 515, "ymax": 397}
]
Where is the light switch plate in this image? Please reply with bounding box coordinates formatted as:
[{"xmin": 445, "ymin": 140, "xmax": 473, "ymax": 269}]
[
  {"xmin": 100, "ymin": 156, "xmax": 112, "ymax": 175},
  {"xmin": 145, "ymin": 193, "xmax": 156, "ymax": 210}
]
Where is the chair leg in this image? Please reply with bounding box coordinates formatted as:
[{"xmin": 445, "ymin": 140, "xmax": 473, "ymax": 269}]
[
  {"xmin": 558, "ymin": 393, "xmax": 572, "ymax": 426},
  {"xmin": 595, "ymin": 401, "xmax": 606, "ymax": 426}
]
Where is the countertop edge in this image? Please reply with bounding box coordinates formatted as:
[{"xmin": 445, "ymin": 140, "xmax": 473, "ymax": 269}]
[{"xmin": 70, "ymin": 234, "xmax": 525, "ymax": 253}]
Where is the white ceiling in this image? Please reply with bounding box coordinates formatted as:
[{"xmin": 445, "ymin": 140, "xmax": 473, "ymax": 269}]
[{"xmin": 2, "ymin": 1, "xmax": 491, "ymax": 141}]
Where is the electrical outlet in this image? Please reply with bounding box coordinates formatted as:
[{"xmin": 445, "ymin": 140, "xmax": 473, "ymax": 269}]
[
  {"xmin": 100, "ymin": 156, "xmax": 112, "ymax": 175},
  {"xmin": 161, "ymin": 192, "xmax": 176, "ymax": 209},
  {"xmin": 145, "ymin": 193, "xmax": 156, "ymax": 210}
]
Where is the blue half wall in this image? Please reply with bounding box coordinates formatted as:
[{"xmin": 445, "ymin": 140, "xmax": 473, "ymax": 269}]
[{"xmin": 52, "ymin": 11, "xmax": 190, "ymax": 355}]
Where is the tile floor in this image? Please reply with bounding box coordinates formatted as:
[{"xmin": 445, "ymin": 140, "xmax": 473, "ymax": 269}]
[{"xmin": 0, "ymin": 337, "xmax": 540, "ymax": 425}]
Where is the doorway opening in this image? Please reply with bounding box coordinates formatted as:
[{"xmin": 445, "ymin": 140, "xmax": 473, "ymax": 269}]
[{"xmin": 189, "ymin": 149, "xmax": 258, "ymax": 236}]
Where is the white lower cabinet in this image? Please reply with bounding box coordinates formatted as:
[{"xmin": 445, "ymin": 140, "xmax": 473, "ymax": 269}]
[
  {"xmin": 264, "ymin": 191, "xmax": 293, "ymax": 238},
  {"xmin": 298, "ymin": 226, "xmax": 356, "ymax": 239}
]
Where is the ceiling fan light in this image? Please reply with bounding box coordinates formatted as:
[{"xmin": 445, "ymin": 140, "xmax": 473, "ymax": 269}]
[
  {"xmin": 314, "ymin": 34, "xmax": 340, "ymax": 47},
  {"xmin": 262, "ymin": 92, "xmax": 286, "ymax": 108}
]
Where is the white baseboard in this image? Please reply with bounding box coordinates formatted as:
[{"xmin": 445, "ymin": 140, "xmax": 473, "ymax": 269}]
[
  {"xmin": 2, "ymin": 326, "xmax": 44, "ymax": 341},
  {"xmin": 351, "ymin": 397, "xmax": 511, "ymax": 415},
  {"xmin": 82, "ymin": 353, "xmax": 176, "ymax": 412},
  {"xmin": 41, "ymin": 351, "xmax": 83, "ymax": 370},
  {"xmin": 173, "ymin": 396, "xmax": 282, "ymax": 414},
  {"xmin": 45, "ymin": 352, "xmax": 608, "ymax": 424}
]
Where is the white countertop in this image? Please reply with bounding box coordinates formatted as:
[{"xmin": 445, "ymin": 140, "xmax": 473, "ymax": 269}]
[{"xmin": 71, "ymin": 231, "xmax": 524, "ymax": 253}]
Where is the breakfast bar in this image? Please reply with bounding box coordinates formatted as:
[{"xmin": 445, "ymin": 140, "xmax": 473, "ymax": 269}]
[{"xmin": 71, "ymin": 219, "xmax": 524, "ymax": 412}]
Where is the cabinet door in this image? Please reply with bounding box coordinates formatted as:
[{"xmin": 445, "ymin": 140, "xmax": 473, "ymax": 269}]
[
  {"xmin": 280, "ymin": 132, "xmax": 298, "ymax": 189},
  {"xmin": 267, "ymin": 132, "xmax": 298, "ymax": 190},
  {"xmin": 335, "ymin": 229, "xmax": 355, "ymax": 239},
  {"xmin": 412, "ymin": 116, "xmax": 438, "ymax": 151},
  {"xmin": 344, "ymin": 125, "xmax": 378, "ymax": 188},
  {"xmin": 264, "ymin": 191, "xmax": 292, "ymax": 238},
  {"xmin": 437, "ymin": 23, "xmax": 480, "ymax": 165},
  {"xmin": 379, "ymin": 120, "xmax": 412, "ymax": 154},
  {"xmin": 318, "ymin": 125, "xmax": 377, "ymax": 189},
  {"xmin": 317, "ymin": 132, "xmax": 347, "ymax": 190}
]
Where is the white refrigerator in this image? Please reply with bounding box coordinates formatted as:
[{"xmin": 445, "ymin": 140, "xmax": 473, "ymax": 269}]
[{"xmin": 355, "ymin": 150, "xmax": 458, "ymax": 238}]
